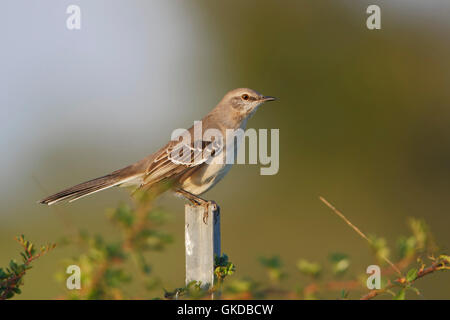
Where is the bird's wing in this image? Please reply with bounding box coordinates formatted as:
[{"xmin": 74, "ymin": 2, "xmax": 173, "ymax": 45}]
[{"xmin": 141, "ymin": 137, "xmax": 222, "ymax": 188}]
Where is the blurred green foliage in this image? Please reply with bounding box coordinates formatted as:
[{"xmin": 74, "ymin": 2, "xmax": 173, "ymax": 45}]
[
  {"xmin": 156, "ymin": 207, "xmax": 450, "ymax": 300},
  {"xmin": 259, "ymin": 256, "xmax": 287, "ymax": 282},
  {"xmin": 329, "ymin": 253, "xmax": 350, "ymax": 277},
  {"xmin": 55, "ymin": 191, "xmax": 173, "ymax": 299},
  {"xmin": 2, "ymin": 196, "xmax": 449, "ymax": 300}
]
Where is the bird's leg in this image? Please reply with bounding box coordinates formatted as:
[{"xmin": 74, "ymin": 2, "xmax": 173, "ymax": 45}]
[
  {"xmin": 176, "ymin": 188, "xmax": 207, "ymax": 205},
  {"xmin": 176, "ymin": 189, "xmax": 217, "ymax": 224}
]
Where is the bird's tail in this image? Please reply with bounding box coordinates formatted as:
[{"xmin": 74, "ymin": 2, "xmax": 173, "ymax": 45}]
[{"xmin": 39, "ymin": 166, "xmax": 143, "ymax": 205}]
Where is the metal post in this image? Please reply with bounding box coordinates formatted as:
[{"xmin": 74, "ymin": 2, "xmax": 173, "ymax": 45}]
[{"xmin": 185, "ymin": 203, "xmax": 221, "ymax": 289}]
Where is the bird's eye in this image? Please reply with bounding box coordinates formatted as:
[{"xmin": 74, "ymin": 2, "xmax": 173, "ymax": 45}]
[{"xmin": 241, "ymin": 94, "xmax": 249, "ymax": 101}]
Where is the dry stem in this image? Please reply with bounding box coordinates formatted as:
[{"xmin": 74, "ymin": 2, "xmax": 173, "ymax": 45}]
[{"xmin": 319, "ymin": 196, "xmax": 402, "ymax": 275}]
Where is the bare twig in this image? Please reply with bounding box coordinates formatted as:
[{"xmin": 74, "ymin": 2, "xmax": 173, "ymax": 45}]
[{"xmin": 319, "ymin": 196, "xmax": 402, "ymax": 276}]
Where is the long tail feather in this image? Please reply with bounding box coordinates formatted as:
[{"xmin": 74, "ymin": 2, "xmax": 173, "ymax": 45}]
[{"xmin": 39, "ymin": 167, "xmax": 142, "ymax": 205}]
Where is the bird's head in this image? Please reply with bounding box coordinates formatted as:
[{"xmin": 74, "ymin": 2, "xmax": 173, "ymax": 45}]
[{"xmin": 221, "ymin": 88, "xmax": 277, "ymax": 120}]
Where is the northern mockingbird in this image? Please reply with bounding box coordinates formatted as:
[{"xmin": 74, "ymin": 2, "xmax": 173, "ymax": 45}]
[{"xmin": 39, "ymin": 88, "xmax": 276, "ymax": 208}]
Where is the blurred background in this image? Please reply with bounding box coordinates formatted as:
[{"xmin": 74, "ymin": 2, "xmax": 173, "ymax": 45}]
[{"xmin": 1, "ymin": 0, "xmax": 449, "ymax": 299}]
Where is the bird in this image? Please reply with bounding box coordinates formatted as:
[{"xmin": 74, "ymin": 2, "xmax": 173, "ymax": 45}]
[{"xmin": 39, "ymin": 88, "xmax": 277, "ymax": 210}]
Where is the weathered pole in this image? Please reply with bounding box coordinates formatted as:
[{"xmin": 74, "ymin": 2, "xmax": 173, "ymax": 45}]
[{"xmin": 185, "ymin": 203, "xmax": 221, "ymax": 289}]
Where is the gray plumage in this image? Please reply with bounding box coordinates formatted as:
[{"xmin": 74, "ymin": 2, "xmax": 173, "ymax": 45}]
[{"xmin": 39, "ymin": 88, "xmax": 276, "ymax": 205}]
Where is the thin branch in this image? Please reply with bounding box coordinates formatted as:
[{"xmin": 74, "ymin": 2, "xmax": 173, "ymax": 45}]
[
  {"xmin": 360, "ymin": 259, "xmax": 449, "ymax": 300},
  {"xmin": 319, "ymin": 196, "xmax": 402, "ymax": 276}
]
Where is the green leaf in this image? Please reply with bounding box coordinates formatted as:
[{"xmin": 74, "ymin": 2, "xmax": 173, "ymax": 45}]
[
  {"xmin": 408, "ymin": 218, "xmax": 428, "ymax": 250},
  {"xmin": 340, "ymin": 290, "xmax": 349, "ymax": 299},
  {"xmin": 368, "ymin": 235, "xmax": 390, "ymax": 264},
  {"xmin": 406, "ymin": 268, "xmax": 418, "ymax": 282},
  {"xmin": 0, "ymin": 268, "xmax": 7, "ymax": 279},
  {"xmin": 397, "ymin": 236, "xmax": 416, "ymax": 259},
  {"xmin": 27, "ymin": 243, "xmax": 36, "ymax": 256},
  {"xmin": 259, "ymin": 256, "xmax": 286, "ymax": 282},
  {"xmin": 439, "ymin": 255, "xmax": 450, "ymax": 264},
  {"xmin": 12, "ymin": 287, "xmax": 22, "ymax": 294},
  {"xmin": 296, "ymin": 259, "xmax": 322, "ymax": 278},
  {"xmin": 111, "ymin": 204, "xmax": 134, "ymax": 227},
  {"xmin": 9, "ymin": 260, "xmax": 19, "ymax": 274},
  {"xmin": 259, "ymin": 256, "xmax": 282, "ymax": 269},
  {"xmin": 329, "ymin": 253, "xmax": 350, "ymax": 276},
  {"xmin": 225, "ymin": 278, "xmax": 258, "ymax": 294},
  {"xmin": 20, "ymin": 252, "xmax": 28, "ymax": 262}
]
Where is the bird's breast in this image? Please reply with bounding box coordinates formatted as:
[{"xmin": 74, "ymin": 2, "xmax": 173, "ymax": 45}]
[
  {"xmin": 177, "ymin": 122, "xmax": 246, "ymax": 195},
  {"xmin": 178, "ymin": 161, "xmax": 231, "ymax": 195}
]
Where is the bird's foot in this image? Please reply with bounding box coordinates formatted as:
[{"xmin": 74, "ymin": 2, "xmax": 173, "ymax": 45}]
[
  {"xmin": 176, "ymin": 189, "xmax": 217, "ymax": 224},
  {"xmin": 201, "ymin": 200, "xmax": 218, "ymax": 224}
]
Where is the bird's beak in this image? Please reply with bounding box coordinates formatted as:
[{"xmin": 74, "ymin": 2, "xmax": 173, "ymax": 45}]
[{"xmin": 261, "ymin": 96, "xmax": 277, "ymax": 102}]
